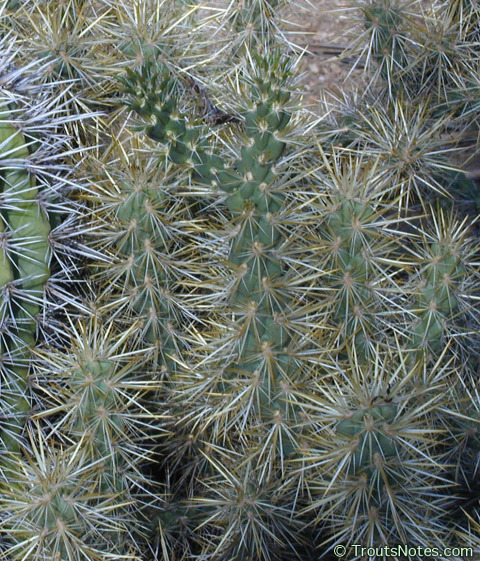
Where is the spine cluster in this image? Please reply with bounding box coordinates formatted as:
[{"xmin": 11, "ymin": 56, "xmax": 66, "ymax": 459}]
[{"xmin": 0, "ymin": 1, "xmax": 479, "ymax": 560}]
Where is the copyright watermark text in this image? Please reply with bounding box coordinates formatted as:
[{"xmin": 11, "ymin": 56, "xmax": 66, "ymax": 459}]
[{"xmin": 333, "ymin": 544, "xmax": 473, "ymax": 558}]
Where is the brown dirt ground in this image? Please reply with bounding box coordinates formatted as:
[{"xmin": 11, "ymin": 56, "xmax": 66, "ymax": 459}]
[
  {"xmin": 284, "ymin": 1, "xmax": 433, "ymax": 103},
  {"xmin": 284, "ymin": 0, "xmax": 480, "ymax": 175},
  {"xmin": 284, "ymin": 0, "xmax": 359, "ymax": 103}
]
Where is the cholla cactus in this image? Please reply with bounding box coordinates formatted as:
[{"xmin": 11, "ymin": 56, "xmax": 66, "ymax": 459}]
[
  {"xmin": 79, "ymin": 130, "xmax": 210, "ymax": 373},
  {"xmin": 0, "ymin": 42, "xmax": 94, "ymax": 457},
  {"xmin": 404, "ymin": 208, "xmax": 479, "ymax": 359},
  {"xmin": 0, "ymin": 13, "xmax": 112, "ymax": 561},
  {"xmin": 120, "ymin": 45, "xmax": 325, "ymax": 558},
  {"xmin": 0, "ymin": 425, "xmax": 132, "ymax": 561},
  {"xmin": 0, "ymin": 0, "xmax": 479, "ymax": 559},
  {"xmin": 296, "ymin": 345, "xmax": 461, "ymax": 557},
  {"xmin": 119, "ymin": 2, "xmax": 480, "ymax": 559},
  {"xmin": 0, "ymin": 308, "xmax": 171, "ymax": 561}
]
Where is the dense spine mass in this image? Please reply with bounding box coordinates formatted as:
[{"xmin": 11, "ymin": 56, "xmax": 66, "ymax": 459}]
[
  {"xmin": 0, "ymin": 43, "xmax": 109, "ymax": 561},
  {"xmin": 121, "ymin": 52, "xmax": 311, "ymax": 559},
  {"xmin": 0, "ymin": 1, "xmax": 479, "ymax": 560},
  {"xmin": 80, "ymin": 133, "xmax": 203, "ymax": 374},
  {"xmin": 0, "ymin": 69, "xmax": 92, "ymax": 457},
  {"xmin": 0, "ymin": 103, "xmax": 50, "ymax": 451},
  {"xmin": 118, "ymin": 2, "xmax": 480, "ymax": 556}
]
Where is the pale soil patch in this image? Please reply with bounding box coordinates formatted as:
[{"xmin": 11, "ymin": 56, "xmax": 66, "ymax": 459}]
[{"xmin": 284, "ymin": 0, "xmax": 360, "ymax": 103}]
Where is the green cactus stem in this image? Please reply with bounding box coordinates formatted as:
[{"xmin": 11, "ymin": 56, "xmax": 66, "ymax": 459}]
[
  {"xmin": 120, "ymin": 62, "xmax": 228, "ymax": 187},
  {"xmin": 121, "ymin": 51, "xmax": 316, "ymax": 557},
  {"xmin": 80, "ymin": 132, "xmax": 208, "ymax": 375},
  {"xmin": 17, "ymin": 314, "xmax": 168, "ymax": 560},
  {"xmin": 0, "ymin": 425, "xmax": 135, "ymax": 561},
  {"xmin": 0, "ymin": 50, "xmax": 98, "ymax": 460},
  {"xmin": 33, "ymin": 314, "xmax": 165, "ymax": 492},
  {"xmin": 336, "ymin": 401, "xmax": 398, "ymax": 478},
  {"xmin": 407, "ymin": 209, "xmax": 478, "ymax": 359},
  {"xmin": 298, "ymin": 346, "xmax": 459, "ymax": 556},
  {"xmin": 0, "ymin": 105, "xmax": 50, "ymax": 454}
]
